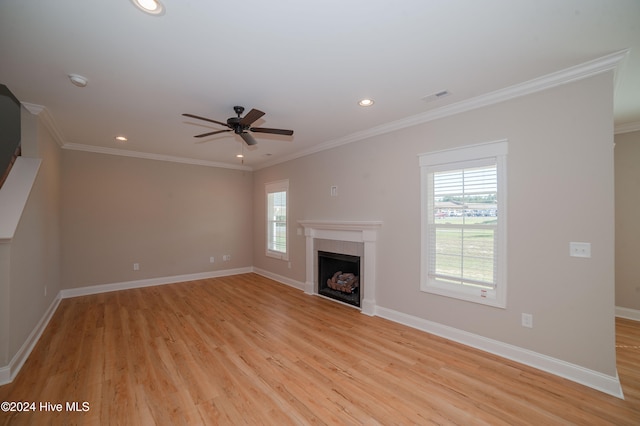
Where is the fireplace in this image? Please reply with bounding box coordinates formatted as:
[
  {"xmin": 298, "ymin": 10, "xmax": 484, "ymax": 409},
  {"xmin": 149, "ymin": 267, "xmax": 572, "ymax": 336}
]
[
  {"xmin": 298, "ymin": 220, "xmax": 382, "ymax": 315},
  {"xmin": 318, "ymin": 251, "xmax": 361, "ymax": 307}
]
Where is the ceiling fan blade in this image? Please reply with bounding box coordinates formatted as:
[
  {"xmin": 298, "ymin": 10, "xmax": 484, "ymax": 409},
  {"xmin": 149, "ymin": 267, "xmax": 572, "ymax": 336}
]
[
  {"xmin": 240, "ymin": 132, "xmax": 257, "ymax": 146},
  {"xmin": 239, "ymin": 108, "xmax": 265, "ymax": 126},
  {"xmin": 182, "ymin": 113, "xmax": 229, "ymax": 127},
  {"xmin": 250, "ymin": 127, "xmax": 294, "ymax": 136},
  {"xmin": 194, "ymin": 129, "xmax": 232, "ymax": 138}
]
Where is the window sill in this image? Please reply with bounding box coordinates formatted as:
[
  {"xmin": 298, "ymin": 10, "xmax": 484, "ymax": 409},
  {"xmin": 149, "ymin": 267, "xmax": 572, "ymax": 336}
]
[
  {"xmin": 421, "ymin": 281, "xmax": 506, "ymax": 309},
  {"xmin": 266, "ymin": 250, "xmax": 289, "ymax": 261}
]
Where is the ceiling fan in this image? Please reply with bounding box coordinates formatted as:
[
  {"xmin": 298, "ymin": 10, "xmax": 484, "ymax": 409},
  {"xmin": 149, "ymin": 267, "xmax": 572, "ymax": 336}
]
[{"xmin": 182, "ymin": 106, "xmax": 294, "ymax": 146}]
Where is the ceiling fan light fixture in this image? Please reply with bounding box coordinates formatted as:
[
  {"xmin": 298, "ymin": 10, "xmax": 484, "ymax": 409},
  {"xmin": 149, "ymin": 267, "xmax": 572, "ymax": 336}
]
[
  {"xmin": 131, "ymin": 0, "xmax": 165, "ymax": 15},
  {"xmin": 358, "ymin": 98, "xmax": 375, "ymax": 107}
]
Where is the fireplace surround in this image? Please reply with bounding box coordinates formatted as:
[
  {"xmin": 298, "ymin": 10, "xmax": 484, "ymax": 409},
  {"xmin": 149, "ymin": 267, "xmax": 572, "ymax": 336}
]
[{"xmin": 298, "ymin": 220, "xmax": 382, "ymax": 315}]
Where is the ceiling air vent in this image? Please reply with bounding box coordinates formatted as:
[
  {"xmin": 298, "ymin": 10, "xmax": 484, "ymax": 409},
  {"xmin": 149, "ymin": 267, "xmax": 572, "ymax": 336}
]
[{"xmin": 422, "ymin": 90, "xmax": 450, "ymax": 103}]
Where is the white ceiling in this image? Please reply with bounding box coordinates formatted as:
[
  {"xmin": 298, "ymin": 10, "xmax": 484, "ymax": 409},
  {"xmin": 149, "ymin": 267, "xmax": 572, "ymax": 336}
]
[{"xmin": 1, "ymin": 0, "xmax": 639, "ymax": 170}]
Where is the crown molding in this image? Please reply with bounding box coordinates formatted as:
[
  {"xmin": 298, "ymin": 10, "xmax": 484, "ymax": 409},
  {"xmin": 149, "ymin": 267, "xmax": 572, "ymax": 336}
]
[
  {"xmin": 21, "ymin": 102, "xmax": 66, "ymax": 148},
  {"xmin": 255, "ymin": 49, "xmax": 630, "ymax": 170},
  {"xmin": 21, "ymin": 50, "xmax": 630, "ymax": 172},
  {"xmin": 615, "ymin": 121, "xmax": 640, "ymax": 135},
  {"xmin": 61, "ymin": 143, "xmax": 252, "ymax": 171},
  {"xmin": 20, "ymin": 102, "xmax": 251, "ymax": 170}
]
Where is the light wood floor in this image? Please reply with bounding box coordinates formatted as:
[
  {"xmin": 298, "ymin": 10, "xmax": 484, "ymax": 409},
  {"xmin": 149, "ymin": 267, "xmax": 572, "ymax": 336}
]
[{"xmin": 1, "ymin": 273, "xmax": 639, "ymax": 425}]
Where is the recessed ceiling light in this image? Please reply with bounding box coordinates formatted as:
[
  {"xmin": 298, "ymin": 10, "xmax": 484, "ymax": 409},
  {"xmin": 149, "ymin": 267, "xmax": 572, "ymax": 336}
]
[
  {"xmin": 131, "ymin": 0, "xmax": 165, "ymax": 15},
  {"xmin": 358, "ymin": 98, "xmax": 375, "ymax": 107},
  {"xmin": 68, "ymin": 74, "xmax": 88, "ymax": 88},
  {"xmin": 236, "ymin": 154, "xmax": 244, "ymax": 158},
  {"xmin": 115, "ymin": 136, "xmax": 128, "ymax": 142}
]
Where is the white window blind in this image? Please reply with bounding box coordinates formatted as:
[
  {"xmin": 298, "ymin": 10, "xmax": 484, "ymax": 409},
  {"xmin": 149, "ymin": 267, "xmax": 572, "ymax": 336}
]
[{"xmin": 429, "ymin": 162, "xmax": 497, "ymax": 289}]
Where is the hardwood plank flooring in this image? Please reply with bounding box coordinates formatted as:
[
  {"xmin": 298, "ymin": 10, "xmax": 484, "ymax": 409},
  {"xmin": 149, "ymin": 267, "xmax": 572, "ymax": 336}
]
[{"xmin": 1, "ymin": 273, "xmax": 639, "ymax": 425}]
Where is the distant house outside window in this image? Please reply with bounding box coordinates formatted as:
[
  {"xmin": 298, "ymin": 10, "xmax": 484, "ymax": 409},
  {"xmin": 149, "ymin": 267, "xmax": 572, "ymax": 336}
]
[
  {"xmin": 266, "ymin": 179, "xmax": 289, "ymax": 260},
  {"xmin": 419, "ymin": 141, "xmax": 507, "ymax": 308}
]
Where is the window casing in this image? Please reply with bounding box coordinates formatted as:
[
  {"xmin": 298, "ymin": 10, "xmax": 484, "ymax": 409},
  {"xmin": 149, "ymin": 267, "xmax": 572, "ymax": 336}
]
[
  {"xmin": 419, "ymin": 141, "xmax": 507, "ymax": 308},
  {"xmin": 266, "ymin": 179, "xmax": 289, "ymax": 260}
]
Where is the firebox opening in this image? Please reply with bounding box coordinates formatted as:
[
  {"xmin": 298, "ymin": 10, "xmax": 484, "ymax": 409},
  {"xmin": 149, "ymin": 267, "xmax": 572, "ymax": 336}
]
[{"xmin": 317, "ymin": 251, "xmax": 361, "ymax": 307}]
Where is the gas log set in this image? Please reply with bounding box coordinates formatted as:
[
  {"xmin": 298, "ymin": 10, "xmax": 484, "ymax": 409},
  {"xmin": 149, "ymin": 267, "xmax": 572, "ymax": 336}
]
[
  {"xmin": 327, "ymin": 271, "xmax": 359, "ymax": 294},
  {"xmin": 318, "ymin": 251, "xmax": 361, "ymax": 307}
]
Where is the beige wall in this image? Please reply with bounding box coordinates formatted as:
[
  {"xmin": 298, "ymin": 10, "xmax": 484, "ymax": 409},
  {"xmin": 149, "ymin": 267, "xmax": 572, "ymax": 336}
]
[
  {"xmin": 1, "ymin": 107, "xmax": 62, "ymax": 365},
  {"xmin": 61, "ymin": 151, "xmax": 254, "ymax": 288},
  {"xmin": 253, "ymin": 72, "xmax": 616, "ymax": 375},
  {"xmin": 615, "ymin": 130, "xmax": 640, "ymax": 310}
]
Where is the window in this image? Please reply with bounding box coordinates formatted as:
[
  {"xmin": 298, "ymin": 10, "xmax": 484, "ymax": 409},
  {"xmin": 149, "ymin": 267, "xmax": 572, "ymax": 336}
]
[
  {"xmin": 419, "ymin": 141, "xmax": 507, "ymax": 308},
  {"xmin": 266, "ymin": 179, "xmax": 289, "ymax": 260}
]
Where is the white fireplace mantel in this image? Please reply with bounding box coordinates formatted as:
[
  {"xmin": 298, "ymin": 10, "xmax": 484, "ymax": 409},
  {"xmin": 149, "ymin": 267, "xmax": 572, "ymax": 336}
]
[{"xmin": 298, "ymin": 220, "xmax": 382, "ymax": 316}]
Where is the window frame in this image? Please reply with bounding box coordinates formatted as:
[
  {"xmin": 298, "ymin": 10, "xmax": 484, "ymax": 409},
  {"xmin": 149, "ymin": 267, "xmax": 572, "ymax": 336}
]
[
  {"xmin": 265, "ymin": 179, "xmax": 289, "ymax": 261},
  {"xmin": 419, "ymin": 140, "xmax": 507, "ymax": 308}
]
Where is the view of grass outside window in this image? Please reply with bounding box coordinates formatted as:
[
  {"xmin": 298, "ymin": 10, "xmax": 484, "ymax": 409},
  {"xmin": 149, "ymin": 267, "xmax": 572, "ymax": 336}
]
[
  {"xmin": 266, "ymin": 180, "xmax": 288, "ymax": 260},
  {"xmin": 419, "ymin": 140, "xmax": 507, "ymax": 307},
  {"xmin": 431, "ymin": 165, "xmax": 497, "ymax": 290}
]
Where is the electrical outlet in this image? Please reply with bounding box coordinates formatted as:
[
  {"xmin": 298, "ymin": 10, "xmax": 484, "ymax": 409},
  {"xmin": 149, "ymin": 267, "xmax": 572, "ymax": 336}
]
[
  {"xmin": 330, "ymin": 186, "xmax": 338, "ymax": 197},
  {"xmin": 223, "ymin": 255, "xmax": 231, "ymax": 261},
  {"xmin": 210, "ymin": 256, "xmax": 215, "ymax": 263},
  {"xmin": 569, "ymin": 242, "xmax": 591, "ymax": 258},
  {"xmin": 133, "ymin": 263, "xmax": 140, "ymax": 271},
  {"xmin": 522, "ymin": 313, "xmax": 533, "ymax": 328}
]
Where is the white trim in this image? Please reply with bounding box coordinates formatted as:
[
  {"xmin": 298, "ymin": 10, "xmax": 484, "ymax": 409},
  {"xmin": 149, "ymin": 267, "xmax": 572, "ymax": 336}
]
[
  {"xmin": 2, "ymin": 269, "xmax": 625, "ymax": 399},
  {"xmin": 0, "ymin": 293, "xmax": 61, "ymax": 386},
  {"xmin": 1, "ymin": 268, "xmax": 249, "ymax": 385},
  {"xmin": 298, "ymin": 220, "xmax": 382, "ymax": 316},
  {"xmin": 265, "ymin": 179, "xmax": 290, "ymax": 261},
  {"xmin": 60, "ymin": 267, "xmax": 252, "ymax": 299},
  {"xmin": 22, "ymin": 51, "xmax": 628, "ymax": 172},
  {"xmin": 61, "ymin": 143, "xmax": 252, "ymax": 171},
  {"xmin": 252, "ymin": 267, "xmax": 306, "ymax": 292},
  {"xmin": 21, "ymin": 103, "xmax": 66, "ymax": 148},
  {"xmin": 616, "ymin": 306, "xmax": 640, "ymax": 322},
  {"xmin": 21, "ymin": 102, "xmax": 250, "ymax": 171},
  {"xmin": 0, "ymin": 157, "xmax": 42, "ymax": 242},
  {"xmin": 614, "ymin": 121, "xmax": 640, "ymax": 135},
  {"xmin": 419, "ymin": 140, "xmax": 508, "ymax": 308},
  {"xmin": 255, "ymin": 50, "xmax": 628, "ymax": 170},
  {"xmin": 418, "ymin": 139, "xmax": 508, "ymax": 166},
  {"xmin": 375, "ymin": 305, "xmax": 624, "ymax": 399},
  {"xmin": 298, "ymin": 220, "xmax": 384, "ymax": 232}
]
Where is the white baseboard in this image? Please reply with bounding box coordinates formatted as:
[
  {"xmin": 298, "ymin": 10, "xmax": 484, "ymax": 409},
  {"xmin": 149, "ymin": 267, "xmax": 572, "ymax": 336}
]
[
  {"xmin": 252, "ymin": 267, "xmax": 306, "ymax": 292},
  {"xmin": 0, "ymin": 293, "xmax": 61, "ymax": 386},
  {"xmin": 616, "ymin": 306, "xmax": 640, "ymax": 322},
  {"xmin": 257, "ymin": 273, "xmax": 624, "ymax": 398},
  {"xmin": 375, "ymin": 306, "xmax": 624, "ymax": 399},
  {"xmin": 2, "ymin": 267, "xmax": 253, "ymax": 385},
  {"xmin": 2, "ymin": 269, "xmax": 626, "ymax": 400},
  {"xmin": 60, "ymin": 267, "xmax": 253, "ymax": 299}
]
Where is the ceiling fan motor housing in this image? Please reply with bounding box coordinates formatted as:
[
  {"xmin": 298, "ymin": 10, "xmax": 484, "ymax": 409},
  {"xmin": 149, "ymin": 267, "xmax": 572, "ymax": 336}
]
[{"xmin": 227, "ymin": 116, "xmax": 244, "ymax": 133}]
